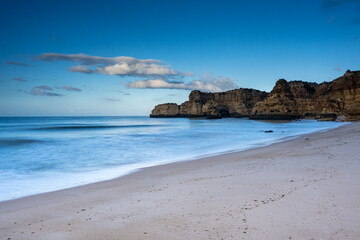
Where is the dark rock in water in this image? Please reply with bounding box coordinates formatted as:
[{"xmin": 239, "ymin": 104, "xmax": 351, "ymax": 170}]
[
  {"xmin": 264, "ymin": 130, "xmax": 273, "ymax": 133},
  {"xmin": 150, "ymin": 70, "xmax": 360, "ymax": 121},
  {"xmin": 206, "ymin": 115, "xmax": 221, "ymax": 119},
  {"xmin": 316, "ymin": 113, "xmax": 338, "ymax": 121}
]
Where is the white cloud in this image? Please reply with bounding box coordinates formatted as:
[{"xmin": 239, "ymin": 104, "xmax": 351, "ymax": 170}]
[
  {"xmin": 38, "ymin": 53, "xmax": 183, "ymax": 78},
  {"xmin": 128, "ymin": 75, "xmax": 239, "ymax": 92},
  {"xmin": 37, "ymin": 53, "xmax": 238, "ymax": 92}
]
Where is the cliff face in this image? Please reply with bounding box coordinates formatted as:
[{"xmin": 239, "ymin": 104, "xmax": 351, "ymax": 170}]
[
  {"xmin": 150, "ymin": 70, "xmax": 360, "ymax": 121},
  {"xmin": 318, "ymin": 70, "xmax": 360, "ymax": 120},
  {"xmin": 250, "ymin": 79, "xmax": 300, "ymax": 120},
  {"xmin": 150, "ymin": 103, "xmax": 180, "ymax": 117},
  {"xmin": 150, "ymin": 89, "xmax": 268, "ymax": 118},
  {"xmin": 180, "ymin": 89, "xmax": 268, "ymax": 118}
]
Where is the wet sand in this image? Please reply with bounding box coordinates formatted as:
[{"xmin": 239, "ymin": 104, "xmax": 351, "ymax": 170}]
[{"xmin": 1, "ymin": 122, "xmax": 360, "ymax": 240}]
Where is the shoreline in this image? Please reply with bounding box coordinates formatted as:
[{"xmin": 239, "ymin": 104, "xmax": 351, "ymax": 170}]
[
  {"xmin": 0, "ymin": 121, "xmax": 346, "ymax": 203},
  {"xmin": 1, "ymin": 122, "xmax": 360, "ymax": 239}
]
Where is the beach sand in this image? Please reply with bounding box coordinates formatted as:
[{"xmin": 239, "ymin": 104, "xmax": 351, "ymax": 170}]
[{"xmin": 1, "ymin": 122, "xmax": 360, "ymax": 240}]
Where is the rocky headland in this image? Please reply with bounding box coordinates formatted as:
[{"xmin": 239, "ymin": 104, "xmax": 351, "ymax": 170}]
[{"xmin": 150, "ymin": 70, "xmax": 360, "ymax": 121}]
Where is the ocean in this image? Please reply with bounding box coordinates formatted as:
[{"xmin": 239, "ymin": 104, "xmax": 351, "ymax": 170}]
[{"xmin": 0, "ymin": 116, "xmax": 347, "ymax": 202}]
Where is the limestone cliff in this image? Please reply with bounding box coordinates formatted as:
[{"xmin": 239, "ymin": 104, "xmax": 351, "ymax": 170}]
[
  {"xmin": 250, "ymin": 79, "xmax": 300, "ymax": 120},
  {"xmin": 180, "ymin": 89, "xmax": 268, "ymax": 118},
  {"xmin": 150, "ymin": 70, "xmax": 360, "ymax": 121},
  {"xmin": 151, "ymin": 89, "xmax": 268, "ymax": 118},
  {"xmin": 150, "ymin": 103, "xmax": 180, "ymax": 117},
  {"xmin": 317, "ymin": 70, "xmax": 360, "ymax": 120}
]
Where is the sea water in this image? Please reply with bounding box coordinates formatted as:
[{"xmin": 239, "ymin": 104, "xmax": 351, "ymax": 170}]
[{"xmin": 0, "ymin": 116, "xmax": 347, "ymax": 201}]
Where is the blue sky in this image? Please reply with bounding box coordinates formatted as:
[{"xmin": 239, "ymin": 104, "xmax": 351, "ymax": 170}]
[{"xmin": 0, "ymin": 0, "xmax": 359, "ymax": 116}]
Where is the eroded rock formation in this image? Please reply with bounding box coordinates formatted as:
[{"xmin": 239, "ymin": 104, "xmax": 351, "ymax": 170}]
[
  {"xmin": 250, "ymin": 79, "xmax": 300, "ymax": 120},
  {"xmin": 150, "ymin": 89, "xmax": 268, "ymax": 118},
  {"xmin": 150, "ymin": 70, "xmax": 360, "ymax": 121},
  {"xmin": 149, "ymin": 103, "xmax": 180, "ymax": 117}
]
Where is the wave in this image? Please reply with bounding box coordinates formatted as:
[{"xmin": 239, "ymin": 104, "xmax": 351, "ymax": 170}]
[
  {"xmin": 0, "ymin": 138, "xmax": 44, "ymax": 146},
  {"xmin": 31, "ymin": 124, "xmax": 167, "ymax": 130}
]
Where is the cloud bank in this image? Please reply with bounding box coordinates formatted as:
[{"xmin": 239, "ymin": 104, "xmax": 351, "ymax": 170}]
[
  {"xmin": 28, "ymin": 86, "xmax": 63, "ymax": 96},
  {"xmin": 37, "ymin": 53, "xmax": 239, "ymax": 93},
  {"xmin": 12, "ymin": 77, "xmax": 27, "ymax": 82},
  {"xmin": 110, "ymin": 90, "xmax": 131, "ymax": 95},
  {"xmin": 128, "ymin": 75, "xmax": 239, "ymax": 92},
  {"xmin": 7, "ymin": 61, "xmax": 31, "ymax": 67},
  {"xmin": 20, "ymin": 85, "xmax": 82, "ymax": 97},
  {"xmin": 37, "ymin": 53, "xmax": 183, "ymax": 78},
  {"xmin": 57, "ymin": 86, "xmax": 82, "ymax": 92}
]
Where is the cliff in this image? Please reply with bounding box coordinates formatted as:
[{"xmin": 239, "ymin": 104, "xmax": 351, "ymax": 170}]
[
  {"xmin": 150, "ymin": 70, "xmax": 360, "ymax": 121},
  {"xmin": 150, "ymin": 89, "xmax": 268, "ymax": 118}
]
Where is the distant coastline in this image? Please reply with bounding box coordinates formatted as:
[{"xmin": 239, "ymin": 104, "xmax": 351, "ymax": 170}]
[{"xmin": 150, "ymin": 70, "xmax": 360, "ymax": 121}]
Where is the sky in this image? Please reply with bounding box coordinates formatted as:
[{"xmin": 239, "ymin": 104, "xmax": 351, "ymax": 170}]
[{"xmin": 0, "ymin": 0, "xmax": 359, "ymax": 116}]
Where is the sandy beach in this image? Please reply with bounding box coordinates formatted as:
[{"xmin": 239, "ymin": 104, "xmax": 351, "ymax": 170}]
[{"xmin": 1, "ymin": 122, "xmax": 359, "ymax": 240}]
